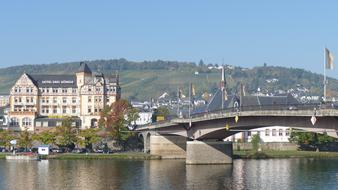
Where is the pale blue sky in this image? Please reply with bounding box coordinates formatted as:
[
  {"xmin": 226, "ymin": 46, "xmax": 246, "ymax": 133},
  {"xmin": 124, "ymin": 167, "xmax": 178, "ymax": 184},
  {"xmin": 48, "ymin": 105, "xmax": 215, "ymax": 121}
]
[{"xmin": 0, "ymin": 1, "xmax": 337, "ymax": 77}]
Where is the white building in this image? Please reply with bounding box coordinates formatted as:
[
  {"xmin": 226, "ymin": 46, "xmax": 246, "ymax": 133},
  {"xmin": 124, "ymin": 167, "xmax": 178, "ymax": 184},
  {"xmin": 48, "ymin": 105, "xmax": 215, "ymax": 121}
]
[
  {"xmin": 134, "ymin": 111, "xmax": 153, "ymax": 126},
  {"xmin": 8, "ymin": 62, "xmax": 121, "ymax": 131},
  {"xmin": 225, "ymin": 126, "xmax": 291, "ymax": 142}
]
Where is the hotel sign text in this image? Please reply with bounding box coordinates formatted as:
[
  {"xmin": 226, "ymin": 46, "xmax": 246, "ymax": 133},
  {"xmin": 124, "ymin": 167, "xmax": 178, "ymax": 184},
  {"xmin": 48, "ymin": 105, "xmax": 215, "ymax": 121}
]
[{"xmin": 41, "ymin": 80, "xmax": 74, "ymax": 84}]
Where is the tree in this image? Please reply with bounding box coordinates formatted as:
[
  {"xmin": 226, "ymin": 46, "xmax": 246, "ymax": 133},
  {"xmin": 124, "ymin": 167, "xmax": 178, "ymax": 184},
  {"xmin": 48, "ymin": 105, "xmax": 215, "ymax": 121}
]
[
  {"xmin": 251, "ymin": 134, "xmax": 260, "ymax": 152},
  {"xmin": 198, "ymin": 59, "xmax": 204, "ymax": 67},
  {"xmin": 55, "ymin": 117, "xmax": 78, "ymax": 151},
  {"xmin": 78, "ymin": 128, "xmax": 101, "ymax": 151},
  {"xmin": 289, "ymin": 130, "xmax": 336, "ymax": 151},
  {"xmin": 33, "ymin": 131, "xmax": 56, "ymax": 145},
  {"xmin": 98, "ymin": 99, "xmax": 139, "ymax": 150},
  {"xmin": 18, "ymin": 130, "xmax": 33, "ymax": 151},
  {"xmin": 0, "ymin": 130, "xmax": 14, "ymax": 149}
]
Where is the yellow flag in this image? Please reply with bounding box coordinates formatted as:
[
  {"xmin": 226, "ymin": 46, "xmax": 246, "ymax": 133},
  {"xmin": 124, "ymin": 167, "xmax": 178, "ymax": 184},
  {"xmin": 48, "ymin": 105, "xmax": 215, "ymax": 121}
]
[
  {"xmin": 235, "ymin": 115, "xmax": 239, "ymax": 123},
  {"xmin": 325, "ymin": 48, "xmax": 334, "ymax": 70},
  {"xmin": 191, "ymin": 84, "xmax": 196, "ymax": 96},
  {"xmin": 225, "ymin": 124, "xmax": 229, "ymax": 131}
]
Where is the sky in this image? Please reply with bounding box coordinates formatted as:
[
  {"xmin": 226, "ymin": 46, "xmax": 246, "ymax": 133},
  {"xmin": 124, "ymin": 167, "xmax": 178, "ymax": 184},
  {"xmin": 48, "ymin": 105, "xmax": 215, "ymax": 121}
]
[{"xmin": 0, "ymin": 1, "xmax": 338, "ymax": 77}]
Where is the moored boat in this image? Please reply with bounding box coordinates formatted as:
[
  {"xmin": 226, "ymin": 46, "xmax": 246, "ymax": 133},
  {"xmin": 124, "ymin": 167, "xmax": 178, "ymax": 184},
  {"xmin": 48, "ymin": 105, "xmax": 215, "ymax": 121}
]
[{"xmin": 6, "ymin": 153, "xmax": 40, "ymax": 161}]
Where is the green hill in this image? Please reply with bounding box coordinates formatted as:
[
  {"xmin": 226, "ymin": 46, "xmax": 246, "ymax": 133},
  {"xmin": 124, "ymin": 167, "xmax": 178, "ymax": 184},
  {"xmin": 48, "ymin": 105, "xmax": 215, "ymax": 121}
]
[{"xmin": 0, "ymin": 59, "xmax": 336, "ymax": 100}]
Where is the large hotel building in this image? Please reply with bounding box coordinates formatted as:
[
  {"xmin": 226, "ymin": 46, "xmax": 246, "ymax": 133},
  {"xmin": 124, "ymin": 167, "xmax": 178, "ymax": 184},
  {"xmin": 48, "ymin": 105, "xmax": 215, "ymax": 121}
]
[{"xmin": 9, "ymin": 63, "xmax": 121, "ymax": 131}]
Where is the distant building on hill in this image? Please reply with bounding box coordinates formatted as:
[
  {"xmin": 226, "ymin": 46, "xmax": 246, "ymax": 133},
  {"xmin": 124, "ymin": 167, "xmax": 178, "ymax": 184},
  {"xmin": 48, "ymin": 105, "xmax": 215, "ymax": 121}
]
[
  {"xmin": 0, "ymin": 95, "xmax": 9, "ymax": 107},
  {"xmin": 8, "ymin": 62, "xmax": 121, "ymax": 131}
]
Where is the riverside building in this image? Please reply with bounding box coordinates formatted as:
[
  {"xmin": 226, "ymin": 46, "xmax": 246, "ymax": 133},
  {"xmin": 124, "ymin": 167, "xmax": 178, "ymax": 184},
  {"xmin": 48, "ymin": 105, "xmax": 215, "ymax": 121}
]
[{"xmin": 8, "ymin": 63, "xmax": 121, "ymax": 131}]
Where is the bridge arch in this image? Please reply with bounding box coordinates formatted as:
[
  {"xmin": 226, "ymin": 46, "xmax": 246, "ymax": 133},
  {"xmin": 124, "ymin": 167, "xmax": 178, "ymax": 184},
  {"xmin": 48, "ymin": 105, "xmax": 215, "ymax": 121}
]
[{"xmin": 138, "ymin": 132, "xmax": 151, "ymax": 153}]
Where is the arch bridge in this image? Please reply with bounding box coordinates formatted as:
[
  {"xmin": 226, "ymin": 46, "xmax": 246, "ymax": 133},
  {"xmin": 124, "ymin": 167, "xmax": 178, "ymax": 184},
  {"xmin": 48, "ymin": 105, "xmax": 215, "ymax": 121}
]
[{"xmin": 136, "ymin": 104, "xmax": 338, "ymax": 164}]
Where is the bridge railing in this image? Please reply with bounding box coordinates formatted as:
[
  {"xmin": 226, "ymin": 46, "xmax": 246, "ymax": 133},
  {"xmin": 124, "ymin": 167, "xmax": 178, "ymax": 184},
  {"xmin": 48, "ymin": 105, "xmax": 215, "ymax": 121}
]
[
  {"xmin": 189, "ymin": 103, "xmax": 328, "ymax": 119},
  {"xmin": 136, "ymin": 103, "xmax": 336, "ymax": 129}
]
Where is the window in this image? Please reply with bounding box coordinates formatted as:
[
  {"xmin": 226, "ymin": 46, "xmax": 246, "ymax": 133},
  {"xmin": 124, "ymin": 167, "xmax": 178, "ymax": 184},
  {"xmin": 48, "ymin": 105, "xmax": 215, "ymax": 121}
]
[
  {"xmin": 62, "ymin": 106, "xmax": 67, "ymax": 114},
  {"xmin": 22, "ymin": 117, "xmax": 32, "ymax": 127},
  {"xmin": 42, "ymin": 97, "xmax": 45, "ymax": 103},
  {"xmin": 53, "ymin": 106, "xmax": 57, "ymax": 114},
  {"xmin": 42, "ymin": 106, "xmax": 49, "ymax": 114},
  {"xmin": 265, "ymin": 129, "xmax": 270, "ymax": 136},
  {"xmin": 88, "ymin": 96, "xmax": 92, "ymax": 102},
  {"xmin": 26, "ymin": 88, "xmax": 30, "ymax": 93},
  {"xmin": 88, "ymin": 106, "xmax": 92, "ymax": 113},
  {"xmin": 72, "ymin": 97, "xmax": 76, "ymax": 103},
  {"xmin": 279, "ymin": 129, "xmax": 283, "ymax": 136},
  {"xmin": 53, "ymin": 97, "xmax": 57, "ymax": 104},
  {"xmin": 72, "ymin": 106, "xmax": 76, "ymax": 114},
  {"xmin": 19, "ymin": 98, "xmax": 22, "ymax": 103},
  {"xmin": 14, "ymin": 88, "xmax": 18, "ymax": 93},
  {"xmin": 96, "ymin": 87, "xmax": 100, "ymax": 92},
  {"xmin": 14, "ymin": 98, "xmax": 18, "ymax": 103},
  {"xmin": 88, "ymin": 87, "xmax": 92, "ymax": 92},
  {"xmin": 53, "ymin": 88, "xmax": 58, "ymax": 93},
  {"xmin": 11, "ymin": 117, "xmax": 19, "ymax": 126},
  {"xmin": 36, "ymin": 121, "xmax": 41, "ymax": 127},
  {"xmin": 46, "ymin": 98, "xmax": 49, "ymax": 103},
  {"xmin": 247, "ymin": 131, "xmax": 251, "ymax": 136},
  {"xmin": 285, "ymin": 129, "xmax": 290, "ymax": 136},
  {"xmin": 272, "ymin": 129, "xmax": 276, "ymax": 136},
  {"xmin": 63, "ymin": 97, "xmax": 67, "ymax": 103},
  {"xmin": 62, "ymin": 88, "xmax": 67, "ymax": 93},
  {"xmin": 72, "ymin": 88, "xmax": 77, "ymax": 93}
]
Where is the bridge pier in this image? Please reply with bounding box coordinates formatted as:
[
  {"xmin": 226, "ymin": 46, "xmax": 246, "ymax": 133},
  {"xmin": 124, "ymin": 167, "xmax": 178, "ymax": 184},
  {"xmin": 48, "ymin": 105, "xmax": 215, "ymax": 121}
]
[
  {"xmin": 149, "ymin": 135, "xmax": 187, "ymax": 159},
  {"xmin": 186, "ymin": 141, "xmax": 233, "ymax": 164}
]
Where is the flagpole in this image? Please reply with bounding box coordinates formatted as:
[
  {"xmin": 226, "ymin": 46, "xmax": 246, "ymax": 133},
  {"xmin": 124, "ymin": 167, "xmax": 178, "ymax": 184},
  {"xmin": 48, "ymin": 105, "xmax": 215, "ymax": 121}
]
[
  {"xmin": 324, "ymin": 47, "xmax": 327, "ymax": 102},
  {"xmin": 177, "ymin": 86, "xmax": 180, "ymax": 117},
  {"xmin": 189, "ymin": 83, "xmax": 191, "ymax": 127}
]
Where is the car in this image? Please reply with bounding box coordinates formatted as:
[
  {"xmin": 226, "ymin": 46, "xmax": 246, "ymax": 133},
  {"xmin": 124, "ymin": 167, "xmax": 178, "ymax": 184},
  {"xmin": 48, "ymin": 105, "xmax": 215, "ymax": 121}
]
[
  {"xmin": 51, "ymin": 148, "xmax": 64, "ymax": 153},
  {"xmin": 72, "ymin": 148, "xmax": 86, "ymax": 153},
  {"xmin": 95, "ymin": 149, "xmax": 104, "ymax": 153}
]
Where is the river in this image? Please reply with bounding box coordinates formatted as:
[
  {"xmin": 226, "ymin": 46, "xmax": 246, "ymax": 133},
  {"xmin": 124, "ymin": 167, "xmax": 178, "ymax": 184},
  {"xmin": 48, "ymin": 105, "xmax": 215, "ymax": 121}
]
[{"xmin": 0, "ymin": 158, "xmax": 337, "ymax": 190}]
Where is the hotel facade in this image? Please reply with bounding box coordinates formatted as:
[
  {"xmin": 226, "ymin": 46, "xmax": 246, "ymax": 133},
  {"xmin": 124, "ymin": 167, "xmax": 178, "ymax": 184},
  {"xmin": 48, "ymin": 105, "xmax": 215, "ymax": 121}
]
[{"xmin": 8, "ymin": 63, "xmax": 121, "ymax": 131}]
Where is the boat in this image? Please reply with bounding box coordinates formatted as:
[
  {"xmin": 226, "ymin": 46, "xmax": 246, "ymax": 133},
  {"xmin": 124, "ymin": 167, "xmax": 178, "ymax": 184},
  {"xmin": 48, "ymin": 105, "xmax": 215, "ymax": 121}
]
[{"xmin": 6, "ymin": 152, "xmax": 40, "ymax": 161}]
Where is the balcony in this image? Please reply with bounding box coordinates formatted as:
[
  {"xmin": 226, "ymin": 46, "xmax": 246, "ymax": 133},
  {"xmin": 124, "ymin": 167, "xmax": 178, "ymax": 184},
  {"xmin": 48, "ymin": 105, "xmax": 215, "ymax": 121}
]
[{"xmin": 9, "ymin": 111, "xmax": 37, "ymax": 116}]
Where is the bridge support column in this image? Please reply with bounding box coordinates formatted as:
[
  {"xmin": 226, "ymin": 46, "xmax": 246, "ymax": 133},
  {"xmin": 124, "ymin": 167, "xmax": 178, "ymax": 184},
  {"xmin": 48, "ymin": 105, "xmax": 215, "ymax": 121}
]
[
  {"xmin": 186, "ymin": 141, "xmax": 233, "ymax": 164},
  {"xmin": 150, "ymin": 135, "xmax": 187, "ymax": 159}
]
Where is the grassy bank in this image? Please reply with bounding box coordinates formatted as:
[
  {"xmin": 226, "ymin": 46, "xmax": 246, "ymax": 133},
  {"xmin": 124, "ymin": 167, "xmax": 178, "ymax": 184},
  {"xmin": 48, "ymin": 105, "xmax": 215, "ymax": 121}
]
[
  {"xmin": 0, "ymin": 153, "xmax": 8, "ymax": 159},
  {"xmin": 234, "ymin": 150, "xmax": 338, "ymax": 159},
  {"xmin": 48, "ymin": 152, "xmax": 161, "ymax": 160}
]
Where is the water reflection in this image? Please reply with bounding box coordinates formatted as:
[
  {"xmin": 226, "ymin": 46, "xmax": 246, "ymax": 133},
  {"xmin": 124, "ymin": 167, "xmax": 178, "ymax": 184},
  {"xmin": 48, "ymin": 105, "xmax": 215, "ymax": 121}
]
[
  {"xmin": 0, "ymin": 158, "xmax": 337, "ymax": 189},
  {"xmin": 186, "ymin": 164, "xmax": 232, "ymax": 189}
]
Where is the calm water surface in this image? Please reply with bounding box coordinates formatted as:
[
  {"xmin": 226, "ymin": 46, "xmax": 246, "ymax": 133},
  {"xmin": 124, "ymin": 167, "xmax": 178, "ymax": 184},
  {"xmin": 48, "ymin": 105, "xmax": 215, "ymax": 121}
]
[{"xmin": 0, "ymin": 158, "xmax": 337, "ymax": 190}]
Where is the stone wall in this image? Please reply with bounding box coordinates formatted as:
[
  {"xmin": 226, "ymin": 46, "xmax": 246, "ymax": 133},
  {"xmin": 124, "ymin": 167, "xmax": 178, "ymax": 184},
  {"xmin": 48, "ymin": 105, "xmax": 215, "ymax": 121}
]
[
  {"xmin": 150, "ymin": 135, "xmax": 187, "ymax": 159},
  {"xmin": 233, "ymin": 142, "xmax": 298, "ymax": 151}
]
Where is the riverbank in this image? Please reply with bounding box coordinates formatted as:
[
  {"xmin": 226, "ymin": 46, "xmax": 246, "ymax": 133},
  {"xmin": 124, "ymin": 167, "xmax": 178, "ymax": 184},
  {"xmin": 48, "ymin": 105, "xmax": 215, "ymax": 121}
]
[
  {"xmin": 47, "ymin": 152, "xmax": 161, "ymax": 160},
  {"xmin": 2, "ymin": 151, "xmax": 338, "ymax": 160},
  {"xmin": 234, "ymin": 150, "xmax": 338, "ymax": 159}
]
